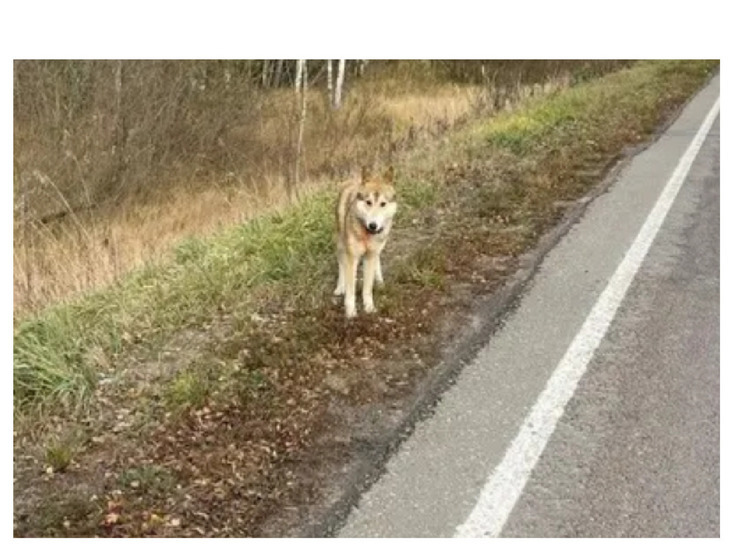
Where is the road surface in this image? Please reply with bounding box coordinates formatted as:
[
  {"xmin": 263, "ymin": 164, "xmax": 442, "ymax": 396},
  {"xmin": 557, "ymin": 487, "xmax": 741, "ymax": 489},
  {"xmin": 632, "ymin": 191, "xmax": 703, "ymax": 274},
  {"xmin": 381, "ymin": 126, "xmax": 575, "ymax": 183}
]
[{"xmin": 338, "ymin": 75, "xmax": 720, "ymax": 538}]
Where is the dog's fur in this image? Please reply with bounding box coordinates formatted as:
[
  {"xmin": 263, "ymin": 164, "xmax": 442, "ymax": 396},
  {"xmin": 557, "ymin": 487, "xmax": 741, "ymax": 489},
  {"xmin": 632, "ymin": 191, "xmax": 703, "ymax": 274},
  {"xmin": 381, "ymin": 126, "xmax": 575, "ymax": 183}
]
[{"xmin": 334, "ymin": 166, "xmax": 398, "ymax": 318}]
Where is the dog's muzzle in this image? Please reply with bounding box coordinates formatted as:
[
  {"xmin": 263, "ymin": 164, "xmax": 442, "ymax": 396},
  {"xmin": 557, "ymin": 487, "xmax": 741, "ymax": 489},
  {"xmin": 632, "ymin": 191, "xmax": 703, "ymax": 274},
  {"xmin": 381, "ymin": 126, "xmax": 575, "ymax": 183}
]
[{"xmin": 366, "ymin": 222, "xmax": 383, "ymax": 234}]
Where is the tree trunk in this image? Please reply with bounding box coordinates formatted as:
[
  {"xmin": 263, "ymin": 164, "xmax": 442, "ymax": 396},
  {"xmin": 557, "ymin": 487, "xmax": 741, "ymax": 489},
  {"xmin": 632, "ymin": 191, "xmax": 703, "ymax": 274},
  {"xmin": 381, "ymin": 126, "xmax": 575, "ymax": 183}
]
[
  {"xmin": 292, "ymin": 59, "xmax": 308, "ymax": 201},
  {"xmin": 261, "ymin": 60, "xmax": 270, "ymax": 88},
  {"xmin": 327, "ymin": 60, "xmax": 334, "ymax": 106},
  {"xmin": 333, "ymin": 59, "xmax": 346, "ymax": 110},
  {"xmin": 114, "ymin": 60, "xmax": 124, "ymax": 147},
  {"xmin": 112, "ymin": 60, "xmax": 127, "ymax": 196},
  {"xmin": 273, "ymin": 60, "xmax": 283, "ymax": 88},
  {"xmin": 295, "ymin": 59, "xmax": 304, "ymax": 94}
]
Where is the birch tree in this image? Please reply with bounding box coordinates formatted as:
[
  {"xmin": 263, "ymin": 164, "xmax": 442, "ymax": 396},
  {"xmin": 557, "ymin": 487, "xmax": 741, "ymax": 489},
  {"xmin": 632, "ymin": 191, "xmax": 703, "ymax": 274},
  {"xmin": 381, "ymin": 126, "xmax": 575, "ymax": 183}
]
[
  {"xmin": 326, "ymin": 60, "xmax": 334, "ymax": 106},
  {"xmin": 324, "ymin": 60, "xmax": 347, "ymax": 110},
  {"xmin": 295, "ymin": 59, "xmax": 304, "ymax": 93},
  {"xmin": 333, "ymin": 59, "xmax": 346, "ymax": 110},
  {"xmin": 261, "ymin": 60, "xmax": 270, "ymax": 88},
  {"xmin": 273, "ymin": 60, "xmax": 283, "ymax": 88}
]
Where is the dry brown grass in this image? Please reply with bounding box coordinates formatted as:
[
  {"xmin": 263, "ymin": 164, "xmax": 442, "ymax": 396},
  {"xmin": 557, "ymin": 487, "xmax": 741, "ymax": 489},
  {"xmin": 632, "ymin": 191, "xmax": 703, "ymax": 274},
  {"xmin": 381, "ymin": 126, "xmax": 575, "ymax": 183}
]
[
  {"xmin": 14, "ymin": 183, "xmax": 288, "ymax": 314},
  {"xmin": 13, "ymin": 61, "xmax": 629, "ymax": 319},
  {"xmin": 13, "ymin": 82, "xmax": 488, "ymax": 317},
  {"xmin": 378, "ymin": 84, "xmax": 483, "ymax": 129}
]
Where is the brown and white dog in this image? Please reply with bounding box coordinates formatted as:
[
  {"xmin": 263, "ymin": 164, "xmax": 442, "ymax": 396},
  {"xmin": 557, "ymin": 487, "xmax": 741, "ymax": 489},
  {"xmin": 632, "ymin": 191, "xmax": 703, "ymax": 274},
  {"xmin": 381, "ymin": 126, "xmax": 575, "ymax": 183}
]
[{"xmin": 334, "ymin": 166, "xmax": 398, "ymax": 318}]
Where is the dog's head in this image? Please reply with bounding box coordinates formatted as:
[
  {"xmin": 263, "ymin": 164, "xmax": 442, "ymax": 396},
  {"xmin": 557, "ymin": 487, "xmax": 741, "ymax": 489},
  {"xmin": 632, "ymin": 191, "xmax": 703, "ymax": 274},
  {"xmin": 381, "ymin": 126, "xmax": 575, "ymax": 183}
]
[{"xmin": 353, "ymin": 166, "xmax": 398, "ymax": 235}]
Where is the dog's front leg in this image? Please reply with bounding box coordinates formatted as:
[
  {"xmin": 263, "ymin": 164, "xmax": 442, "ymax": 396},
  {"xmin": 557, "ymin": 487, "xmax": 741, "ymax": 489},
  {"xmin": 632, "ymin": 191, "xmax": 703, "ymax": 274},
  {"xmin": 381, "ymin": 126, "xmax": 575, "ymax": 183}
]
[
  {"xmin": 344, "ymin": 251, "xmax": 359, "ymax": 318},
  {"xmin": 374, "ymin": 252, "xmax": 384, "ymax": 285},
  {"xmin": 334, "ymin": 249, "xmax": 345, "ymax": 296},
  {"xmin": 362, "ymin": 252, "xmax": 377, "ymax": 313}
]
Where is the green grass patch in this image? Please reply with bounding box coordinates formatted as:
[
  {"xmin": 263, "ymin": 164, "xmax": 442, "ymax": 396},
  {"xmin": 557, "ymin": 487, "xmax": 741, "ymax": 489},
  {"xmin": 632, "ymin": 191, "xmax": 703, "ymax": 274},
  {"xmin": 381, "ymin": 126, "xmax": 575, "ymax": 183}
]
[
  {"xmin": 164, "ymin": 367, "xmax": 211, "ymax": 412},
  {"xmin": 13, "ymin": 191, "xmax": 337, "ymax": 413},
  {"xmin": 397, "ymin": 177, "xmax": 440, "ymax": 215},
  {"xmin": 482, "ymin": 60, "xmax": 717, "ymax": 155},
  {"xmin": 118, "ymin": 464, "xmax": 175, "ymax": 494}
]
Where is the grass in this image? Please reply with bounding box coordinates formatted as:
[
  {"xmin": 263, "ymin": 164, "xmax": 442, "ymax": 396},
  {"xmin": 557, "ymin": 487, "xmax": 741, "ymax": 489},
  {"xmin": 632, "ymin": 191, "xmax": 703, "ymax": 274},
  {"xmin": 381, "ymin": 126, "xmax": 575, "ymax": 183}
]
[
  {"xmin": 25, "ymin": 494, "xmax": 100, "ymax": 537},
  {"xmin": 165, "ymin": 368, "xmax": 211, "ymax": 413},
  {"xmin": 41, "ymin": 427, "xmax": 88, "ymax": 472},
  {"xmin": 393, "ymin": 243, "xmax": 448, "ymax": 290},
  {"xmin": 14, "ymin": 60, "xmax": 718, "ymax": 418},
  {"xmin": 45, "ymin": 442, "xmax": 74, "ymax": 472},
  {"xmin": 118, "ymin": 465, "xmax": 175, "ymax": 494},
  {"xmin": 13, "ymin": 190, "xmax": 338, "ymax": 412}
]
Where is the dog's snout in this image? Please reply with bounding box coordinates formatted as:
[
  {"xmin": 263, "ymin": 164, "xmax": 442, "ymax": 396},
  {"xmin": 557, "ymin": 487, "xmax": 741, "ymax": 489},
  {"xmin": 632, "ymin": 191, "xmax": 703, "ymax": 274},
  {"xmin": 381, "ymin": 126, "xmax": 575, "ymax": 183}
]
[{"xmin": 366, "ymin": 221, "xmax": 381, "ymax": 233}]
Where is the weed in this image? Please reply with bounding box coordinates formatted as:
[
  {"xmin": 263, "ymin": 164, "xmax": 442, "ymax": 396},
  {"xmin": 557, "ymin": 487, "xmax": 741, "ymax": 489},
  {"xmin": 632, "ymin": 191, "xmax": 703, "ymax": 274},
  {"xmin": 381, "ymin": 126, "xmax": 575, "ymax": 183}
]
[
  {"xmin": 165, "ymin": 368, "xmax": 210, "ymax": 412},
  {"xmin": 44, "ymin": 442, "xmax": 74, "ymax": 472},
  {"xmin": 118, "ymin": 464, "xmax": 175, "ymax": 494}
]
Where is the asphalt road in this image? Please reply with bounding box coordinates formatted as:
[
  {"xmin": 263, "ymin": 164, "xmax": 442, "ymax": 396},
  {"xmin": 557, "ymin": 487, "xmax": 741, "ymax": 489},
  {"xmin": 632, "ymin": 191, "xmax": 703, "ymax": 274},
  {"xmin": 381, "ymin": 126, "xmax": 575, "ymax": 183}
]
[{"xmin": 339, "ymin": 75, "xmax": 720, "ymax": 538}]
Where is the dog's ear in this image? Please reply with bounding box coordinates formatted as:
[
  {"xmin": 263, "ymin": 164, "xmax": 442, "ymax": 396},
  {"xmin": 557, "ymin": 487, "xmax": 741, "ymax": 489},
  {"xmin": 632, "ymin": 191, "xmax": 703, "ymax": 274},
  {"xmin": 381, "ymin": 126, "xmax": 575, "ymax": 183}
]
[
  {"xmin": 361, "ymin": 166, "xmax": 370, "ymax": 183},
  {"xmin": 383, "ymin": 165, "xmax": 395, "ymax": 183}
]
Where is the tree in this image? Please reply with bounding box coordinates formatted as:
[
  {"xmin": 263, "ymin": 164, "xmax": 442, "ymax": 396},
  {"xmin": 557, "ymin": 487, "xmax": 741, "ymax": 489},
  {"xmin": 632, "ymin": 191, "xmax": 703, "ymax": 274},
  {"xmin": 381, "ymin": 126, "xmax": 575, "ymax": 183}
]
[
  {"xmin": 333, "ymin": 59, "xmax": 346, "ymax": 110},
  {"xmin": 295, "ymin": 59, "xmax": 304, "ymax": 94},
  {"xmin": 273, "ymin": 60, "xmax": 283, "ymax": 88},
  {"xmin": 291, "ymin": 59, "xmax": 307, "ymax": 201},
  {"xmin": 325, "ymin": 59, "xmax": 347, "ymax": 110},
  {"xmin": 326, "ymin": 60, "xmax": 334, "ymax": 106},
  {"xmin": 261, "ymin": 60, "xmax": 270, "ymax": 88}
]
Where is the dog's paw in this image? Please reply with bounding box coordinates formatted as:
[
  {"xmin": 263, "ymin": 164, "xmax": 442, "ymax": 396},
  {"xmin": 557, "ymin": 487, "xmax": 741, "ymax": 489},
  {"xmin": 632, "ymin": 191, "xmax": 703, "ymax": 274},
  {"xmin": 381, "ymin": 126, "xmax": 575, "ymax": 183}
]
[
  {"xmin": 363, "ymin": 302, "xmax": 377, "ymax": 314},
  {"xmin": 333, "ymin": 285, "xmax": 345, "ymax": 296},
  {"xmin": 345, "ymin": 306, "xmax": 358, "ymax": 319}
]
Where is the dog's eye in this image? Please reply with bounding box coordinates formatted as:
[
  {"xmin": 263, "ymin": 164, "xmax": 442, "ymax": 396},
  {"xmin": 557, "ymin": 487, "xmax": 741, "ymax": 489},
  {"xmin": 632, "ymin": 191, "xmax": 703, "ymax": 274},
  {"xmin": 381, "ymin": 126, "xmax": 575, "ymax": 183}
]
[{"xmin": 380, "ymin": 201, "xmax": 387, "ymax": 207}]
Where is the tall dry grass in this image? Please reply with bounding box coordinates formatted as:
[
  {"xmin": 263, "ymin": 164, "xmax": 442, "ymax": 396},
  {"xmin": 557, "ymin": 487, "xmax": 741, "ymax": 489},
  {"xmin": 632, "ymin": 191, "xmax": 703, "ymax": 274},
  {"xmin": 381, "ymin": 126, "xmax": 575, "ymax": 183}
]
[{"xmin": 13, "ymin": 60, "xmax": 630, "ymax": 318}]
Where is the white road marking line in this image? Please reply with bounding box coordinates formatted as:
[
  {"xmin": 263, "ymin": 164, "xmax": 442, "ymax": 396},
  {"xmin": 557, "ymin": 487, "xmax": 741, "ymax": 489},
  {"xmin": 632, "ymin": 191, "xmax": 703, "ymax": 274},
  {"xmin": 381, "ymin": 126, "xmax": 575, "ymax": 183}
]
[{"xmin": 454, "ymin": 98, "xmax": 720, "ymax": 538}]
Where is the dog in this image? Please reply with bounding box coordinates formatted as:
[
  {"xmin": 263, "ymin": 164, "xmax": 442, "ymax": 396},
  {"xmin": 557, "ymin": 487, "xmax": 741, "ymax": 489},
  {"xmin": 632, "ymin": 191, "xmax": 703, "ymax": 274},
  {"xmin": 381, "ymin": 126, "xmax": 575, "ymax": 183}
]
[{"xmin": 334, "ymin": 166, "xmax": 398, "ymax": 318}]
